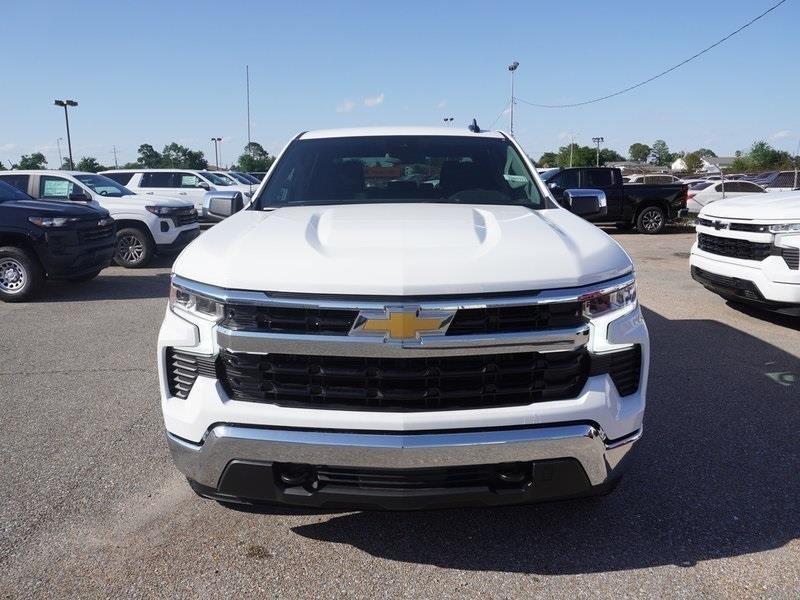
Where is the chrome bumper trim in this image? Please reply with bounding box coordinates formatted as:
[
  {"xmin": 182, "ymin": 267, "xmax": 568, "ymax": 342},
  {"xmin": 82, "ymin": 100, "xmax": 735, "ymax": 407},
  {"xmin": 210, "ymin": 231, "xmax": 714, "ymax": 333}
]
[
  {"xmin": 216, "ymin": 325, "xmax": 590, "ymax": 357},
  {"xmin": 167, "ymin": 424, "xmax": 642, "ymax": 489}
]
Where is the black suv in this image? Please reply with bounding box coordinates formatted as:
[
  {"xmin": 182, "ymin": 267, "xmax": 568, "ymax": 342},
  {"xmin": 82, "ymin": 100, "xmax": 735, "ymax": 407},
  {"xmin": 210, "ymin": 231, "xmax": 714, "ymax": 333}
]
[{"xmin": 0, "ymin": 180, "xmax": 116, "ymax": 301}]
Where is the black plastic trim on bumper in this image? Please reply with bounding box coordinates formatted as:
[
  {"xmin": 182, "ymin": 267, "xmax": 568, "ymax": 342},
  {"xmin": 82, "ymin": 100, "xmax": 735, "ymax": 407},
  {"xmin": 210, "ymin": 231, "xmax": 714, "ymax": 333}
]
[
  {"xmin": 156, "ymin": 227, "xmax": 201, "ymax": 254},
  {"xmin": 187, "ymin": 457, "xmax": 620, "ymax": 510},
  {"xmin": 691, "ymin": 266, "xmax": 800, "ymax": 316}
]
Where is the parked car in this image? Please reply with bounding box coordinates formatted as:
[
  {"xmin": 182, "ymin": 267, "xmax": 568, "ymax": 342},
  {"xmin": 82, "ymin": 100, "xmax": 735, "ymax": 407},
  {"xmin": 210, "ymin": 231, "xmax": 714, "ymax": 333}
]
[
  {"xmin": 158, "ymin": 126, "xmax": 649, "ymax": 509},
  {"xmin": 626, "ymin": 174, "xmax": 682, "ymax": 184},
  {"xmin": 0, "ymin": 171, "xmax": 200, "ymax": 268},
  {"xmin": 541, "ymin": 167, "xmax": 688, "ymax": 233},
  {"xmin": 690, "ymin": 191, "xmax": 800, "ymax": 316},
  {"xmin": 687, "ymin": 180, "xmax": 766, "ymax": 215},
  {"xmin": 755, "ymin": 171, "xmax": 799, "ymax": 191},
  {"xmin": 0, "ymin": 179, "xmax": 115, "ymax": 301},
  {"xmin": 101, "ymin": 169, "xmax": 254, "ymax": 219},
  {"xmin": 217, "ymin": 171, "xmax": 261, "ymax": 185},
  {"xmin": 247, "ymin": 172, "xmax": 268, "ymax": 181}
]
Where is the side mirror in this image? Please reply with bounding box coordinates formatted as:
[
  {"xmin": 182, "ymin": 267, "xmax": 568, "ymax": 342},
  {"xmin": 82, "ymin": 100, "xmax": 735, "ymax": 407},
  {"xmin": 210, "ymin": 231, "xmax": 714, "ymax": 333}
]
[
  {"xmin": 197, "ymin": 181, "xmax": 210, "ymax": 190},
  {"xmin": 562, "ymin": 189, "xmax": 608, "ymax": 218},
  {"xmin": 206, "ymin": 191, "xmax": 244, "ymax": 220},
  {"xmin": 68, "ymin": 190, "xmax": 91, "ymax": 202}
]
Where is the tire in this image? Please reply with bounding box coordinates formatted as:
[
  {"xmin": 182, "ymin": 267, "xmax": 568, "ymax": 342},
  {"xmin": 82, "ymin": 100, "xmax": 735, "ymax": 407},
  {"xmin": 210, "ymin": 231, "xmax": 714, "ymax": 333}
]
[
  {"xmin": 615, "ymin": 221, "xmax": 634, "ymax": 231},
  {"xmin": 635, "ymin": 206, "xmax": 666, "ymax": 234},
  {"xmin": 0, "ymin": 246, "xmax": 44, "ymax": 302},
  {"xmin": 67, "ymin": 269, "xmax": 102, "ymax": 282},
  {"xmin": 114, "ymin": 227, "xmax": 154, "ymax": 268}
]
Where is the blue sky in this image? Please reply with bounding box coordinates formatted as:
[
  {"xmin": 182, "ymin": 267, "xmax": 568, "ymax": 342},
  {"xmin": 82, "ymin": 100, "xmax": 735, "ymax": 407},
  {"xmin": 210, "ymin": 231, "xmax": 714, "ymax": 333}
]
[{"xmin": 0, "ymin": 0, "xmax": 796, "ymax": 167}]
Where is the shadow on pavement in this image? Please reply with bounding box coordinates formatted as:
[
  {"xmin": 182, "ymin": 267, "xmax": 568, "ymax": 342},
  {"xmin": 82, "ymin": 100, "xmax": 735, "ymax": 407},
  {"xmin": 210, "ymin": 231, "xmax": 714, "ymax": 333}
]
[
  {"xmin": 724, "ymin": 301, "xmax": 800, "ymax": 331},
  {"xmin": 290, "ymin": 307, "xmax": 799, "ymax": 574},
  {"xmin": 35, "ymin": 258, "xmax": 174, "ymax": 303}
]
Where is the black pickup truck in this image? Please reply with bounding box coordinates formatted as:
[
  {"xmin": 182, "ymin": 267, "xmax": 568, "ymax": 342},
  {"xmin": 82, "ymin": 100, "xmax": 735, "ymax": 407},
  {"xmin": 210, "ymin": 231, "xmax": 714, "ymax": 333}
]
[
  {"xmin": 540, "ymin": 167, "xmax": 688, "ymax": 234},
  {"xmin": 0, "ymin": 180, "xmax": 116, "ymax": 301}
]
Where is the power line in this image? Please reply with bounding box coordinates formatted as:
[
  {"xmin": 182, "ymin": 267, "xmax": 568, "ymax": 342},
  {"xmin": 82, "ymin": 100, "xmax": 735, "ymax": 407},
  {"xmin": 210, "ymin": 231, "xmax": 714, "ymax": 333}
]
[
  {"xmin": 516, "ymin": 0, "xmax": 788, "ymax": 109},
  {"xmin": 488, "ymin": 101, "xmax": 511, "ymax": 129}
]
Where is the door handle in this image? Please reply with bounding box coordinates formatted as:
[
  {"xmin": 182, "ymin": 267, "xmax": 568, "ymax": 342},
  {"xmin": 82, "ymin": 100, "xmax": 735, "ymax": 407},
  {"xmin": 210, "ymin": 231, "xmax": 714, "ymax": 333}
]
[
  {"xmin": 146, "ymin": 192, "xmax": 154, "ymax": 195},
  {"xmin": 179, "ymin": 192, "xmax": 187, "ymax": 195}
]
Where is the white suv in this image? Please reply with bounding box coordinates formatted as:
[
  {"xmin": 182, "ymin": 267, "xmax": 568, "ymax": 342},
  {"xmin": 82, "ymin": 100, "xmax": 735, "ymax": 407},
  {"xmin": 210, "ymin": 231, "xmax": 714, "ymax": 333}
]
[
  {"xmin": 102, "ymin": 169, "xmax": 253, "ymax": 219},
  {"xmin": 0, "ymin": 171, "xmax": 200, "ymax": 268},
  {"xmin": 158, "ymin": 126, "xmax": 650, "ymax": 510},
  {"xmin": 690, "ymin": 191, "xmax": 800, "ymax": 316}
]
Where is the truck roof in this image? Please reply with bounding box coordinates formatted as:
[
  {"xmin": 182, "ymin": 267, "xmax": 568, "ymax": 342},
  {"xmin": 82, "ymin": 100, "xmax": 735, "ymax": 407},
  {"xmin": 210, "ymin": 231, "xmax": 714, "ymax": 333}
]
[
  {"xmin": 299, "ymin": 126, "xmax": 507, "ymax": 140},
  {"xmin": 3, "ymin": 170, "xmax": 96, "ymax": 176}
]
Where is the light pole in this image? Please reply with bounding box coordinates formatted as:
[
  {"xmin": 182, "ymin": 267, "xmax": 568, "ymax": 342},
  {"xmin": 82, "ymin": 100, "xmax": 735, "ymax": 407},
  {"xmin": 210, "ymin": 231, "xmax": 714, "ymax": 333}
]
[
  {"xmin": 56, "ymin": 137, "xmax": 64, "ymax": 169},
  {"xmin": 592, "ymin": 136, "xmax": 604, "ymax": 167},
  {"xmin": 508, "ymin": 61, "xmax": 519, "ymax": 136},
  {"xmin": 443, "ymin": 117, "xmax": 453, "ymax": 127},
  {"xmin": 211, "ymin": 137, "xmax": 222, "ymax": 169},
  {"xmin": 54, "ymin": 99, "xmax": 78, "ymax": 170}
]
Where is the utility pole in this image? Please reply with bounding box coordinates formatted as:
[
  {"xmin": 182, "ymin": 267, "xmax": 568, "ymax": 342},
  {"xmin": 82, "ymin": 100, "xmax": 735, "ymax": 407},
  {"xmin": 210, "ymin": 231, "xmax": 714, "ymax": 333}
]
[
  {"xmin": 246, "ymin": 65, "xmax": 252, "ymax": 155},
  {"xmin": 211, "ymin": 137, "xmax": 222, "ymax": 169},
  {"xmin": 56, "ymin": 138, "xmax": 63, "ymax": 169},
  {"xmin": 592, "ymin": 136, "xmax": 604, "ymax": 167},
  {"xmin": 54, "ymin": 99, "xmax": 78, "ymax": 169},
  {"xmin": 508, "ymin": 61, "xmax": 519, "ymax": 136},
  {"xmin": 111, "ymin": 145, "xmax": 119, "ymax": 168},
  {"xmin": 569, "ymin": 133, "xmax": 576, "ymax": 168}
]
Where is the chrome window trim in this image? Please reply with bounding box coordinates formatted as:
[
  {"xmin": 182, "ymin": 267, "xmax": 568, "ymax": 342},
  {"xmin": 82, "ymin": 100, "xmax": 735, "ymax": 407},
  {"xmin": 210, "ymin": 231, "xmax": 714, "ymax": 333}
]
[{"xmin": 171, "ymin": 272, "xmax": 635, "ymax": 311}]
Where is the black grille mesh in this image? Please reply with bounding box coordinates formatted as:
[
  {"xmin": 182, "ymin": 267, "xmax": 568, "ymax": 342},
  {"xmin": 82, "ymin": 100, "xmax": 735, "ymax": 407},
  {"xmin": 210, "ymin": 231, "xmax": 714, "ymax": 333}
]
[
  {"xmin": 697, "ymin": 233, "xmax": 772, "ymax": 261},
  {"xmin": 446, "ymin": 302, "xmax": 583, "ymax": 335},
  {"xmin": 589, "ymin": 346, "xmax": 642, "ymax": 397},
  {"xmin": 217, "ymin": 349, "xmax": 590, "ymax": 411},
  {"xmin": 783, "ymin": 247, "xmax": 799, "ymax": 270}
]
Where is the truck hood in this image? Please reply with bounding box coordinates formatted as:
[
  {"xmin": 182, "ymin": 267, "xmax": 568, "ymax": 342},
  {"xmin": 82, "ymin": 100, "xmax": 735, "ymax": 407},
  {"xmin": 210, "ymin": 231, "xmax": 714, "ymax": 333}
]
[
  {"xmin": 701, "ymin": 192, "xmax": 800, "ymax": 221},
  {"xmin": 174, "ymin": 203, "xmax": 633, "ymax": 296},
  {"xmin": 9, "ymin": 198, "xmax": 108, "ymax": 218}
]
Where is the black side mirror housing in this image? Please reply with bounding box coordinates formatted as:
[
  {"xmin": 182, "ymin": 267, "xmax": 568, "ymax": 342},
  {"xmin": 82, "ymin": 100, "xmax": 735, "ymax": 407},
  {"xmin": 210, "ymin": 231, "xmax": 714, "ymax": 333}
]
[
  {"xmin": 562, "ymin": 189, "xmax": 608, "ymax": 219},
  {"xmin": 68, "ymin": 191, "xmax": 91, "ymax": 202},
  {"xmin": 206, "ymin": 191, "xmax": 244, "ymax": 220}
]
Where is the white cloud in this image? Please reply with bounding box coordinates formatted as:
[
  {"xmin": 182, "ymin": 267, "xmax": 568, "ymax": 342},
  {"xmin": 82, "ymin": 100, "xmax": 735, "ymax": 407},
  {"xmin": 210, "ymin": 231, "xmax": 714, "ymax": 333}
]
[
  {"xmin": 0, "ymin": 143, "xmax": 16, "ymax": 152},
  {"xmin": 364, "ymin": 93, "xmax": 384, "ymax": 108},
  {"xmin": 437, "ymin": 99, "xmax": 447, "ymax": 109},
  {"xmin": 336, "ymin": 99, "xmax": 357, "ymax": 113},
  {"xmin": 558, "ymin": 131, "xmax": 569, "ymax": 140},
  {"xmin": 771, "ymin": 130, "xmax": 790, "ymax": 139}
]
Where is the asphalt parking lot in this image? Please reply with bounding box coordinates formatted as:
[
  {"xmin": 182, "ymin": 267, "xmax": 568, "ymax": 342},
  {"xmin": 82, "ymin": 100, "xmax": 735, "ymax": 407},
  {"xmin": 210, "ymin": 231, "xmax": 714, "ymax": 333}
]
[{"xmin": 1, "ymin": 227, "xmax": 798, "ymax": 599}]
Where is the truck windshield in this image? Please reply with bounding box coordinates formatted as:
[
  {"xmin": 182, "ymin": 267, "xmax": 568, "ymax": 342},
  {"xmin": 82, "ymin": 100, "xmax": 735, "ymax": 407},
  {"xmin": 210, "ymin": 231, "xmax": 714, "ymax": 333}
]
[
  {"xmin": 254, "ymin": 135, "xmax": 548, "ymax": 209},
  {"xmin": 74, "ymin": 174, "xmax": 133, "ymax": 197},
  {"xmin": 200, "ymin": 172, "xmax": 234, "ymax": 186}
]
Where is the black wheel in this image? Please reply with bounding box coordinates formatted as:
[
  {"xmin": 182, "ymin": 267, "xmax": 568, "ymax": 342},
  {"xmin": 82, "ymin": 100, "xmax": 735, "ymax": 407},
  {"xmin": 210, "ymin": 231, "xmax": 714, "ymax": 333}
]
[
  {"xmin": 0, "ymin": 246, "xmax": 44, "ymax": 302},
  {"xmin": 636, "ymin": 206, "xmax": 666, "ymax": 234},
  {"xmin": 67, "ymin": 269, "xmax": 103, "ymax": 282},
  {"xmin": 615, "ymin": 221, "xmax": 634, "ymax": 231},
  {"xmin": 114, "ymin": 227, "xmax": 154, "ymax": 268}
]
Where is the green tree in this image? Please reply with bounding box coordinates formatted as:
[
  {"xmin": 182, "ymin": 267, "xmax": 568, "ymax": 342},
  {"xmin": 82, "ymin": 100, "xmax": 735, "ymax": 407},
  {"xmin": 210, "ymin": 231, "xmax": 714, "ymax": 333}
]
[
  {"xmin": 650, "ymin": 140, "xmax": 672, "ymax": 166},
  {"xmin": 15, "ymin": 152, "xmax": 48, "ymax": 169},
  {"xmin": 599, "ymin": 148, "xmax": 624, "ymax": 164},
  {"xmin": 0, "ymin": 161, "xmax": 6, "ymax": 171},
  {"xmin": 731, "ymin": 156, "xmax": 751, "ymax": 172},
  {"xmin": 536, "ymin": 152, "xmax": 559, "ymax": 168},
  {"xmin": 137, "ymin": 144, "xmax": 162, "ymax": 168},
  {"xmin": 236, "ymin": 142, "xmax": 274, "ymax": 172},
  {"xmin": 628, "ymin": 143, "xmax": 651, "ymax": 162},
  {"xmin": 161, "ymin": 143, "xmax": 208, "ymax": 169},
  {"xmin": 748, "ymin": 140, "xmax": 787, "ymax": 170},
  {"xmin": 683, "ymin": 152, "xmax": 703, "ymax": 173},
  {"xmin": 695, "ymin": 148, "xmax": 717, "ymax": 158},
  {"xmin": 76, "ymin": 156, "xmax": 105, "ymax": 172}
]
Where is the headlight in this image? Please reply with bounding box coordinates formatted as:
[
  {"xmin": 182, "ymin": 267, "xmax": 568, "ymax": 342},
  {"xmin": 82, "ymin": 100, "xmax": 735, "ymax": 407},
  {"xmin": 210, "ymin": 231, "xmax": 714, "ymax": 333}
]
[
  {"xmin": 581, "ymin": 281, "xmax": 637, "ymax": 319},
  {"xmin": 169, "ymin": 279, "xmax": 223, "ymax": 321},
  {"xmin": 146, "ymin": 205, "xmax": 177, "ymax": 216},
  {"xmin": 768, "ymin": 223, "xmax": 800, "ymax": 233},
  {"xmin": 28, "ymin": 216, "xmax": 79, "ymax": 228}
]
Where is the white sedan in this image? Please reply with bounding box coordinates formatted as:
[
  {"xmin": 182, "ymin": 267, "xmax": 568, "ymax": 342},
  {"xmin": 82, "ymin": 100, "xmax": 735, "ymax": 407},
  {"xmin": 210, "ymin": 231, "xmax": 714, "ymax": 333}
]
[{"xmin": 687, "ymin": 180, "xmax": 765, "ymax": 215}]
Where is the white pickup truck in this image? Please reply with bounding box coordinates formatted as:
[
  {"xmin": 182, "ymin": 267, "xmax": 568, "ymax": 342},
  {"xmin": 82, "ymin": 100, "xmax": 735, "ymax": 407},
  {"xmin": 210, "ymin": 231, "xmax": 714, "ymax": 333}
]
[
  {"xmin": 691, "ymin": 192, "xmax": 800, "ymax": 316},
  {"xmin": 158, "ymin": 126, "xmax": 650, "ymax": 509}
]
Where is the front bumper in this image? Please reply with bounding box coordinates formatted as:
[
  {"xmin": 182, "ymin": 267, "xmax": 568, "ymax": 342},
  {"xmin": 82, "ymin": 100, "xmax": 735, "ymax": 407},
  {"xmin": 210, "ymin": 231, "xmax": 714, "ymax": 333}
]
[
  {"xmin": 155, "ymin": 227, "xmax": 201, "ymax": 254},
  {"xmin": 168, "ymin": 422, "xmax": 640, "ymax": 509}
]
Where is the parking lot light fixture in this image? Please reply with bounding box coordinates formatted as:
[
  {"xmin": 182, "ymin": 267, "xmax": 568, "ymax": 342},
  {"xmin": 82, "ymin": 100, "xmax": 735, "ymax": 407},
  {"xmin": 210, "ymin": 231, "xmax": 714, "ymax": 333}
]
[
  {"xmin": 54, "ymin": 99, "xmax": 78, "ymax": 170},
  {"xmin": 508, "ymin": 61, "xmax": 519, "ymax": 135}
]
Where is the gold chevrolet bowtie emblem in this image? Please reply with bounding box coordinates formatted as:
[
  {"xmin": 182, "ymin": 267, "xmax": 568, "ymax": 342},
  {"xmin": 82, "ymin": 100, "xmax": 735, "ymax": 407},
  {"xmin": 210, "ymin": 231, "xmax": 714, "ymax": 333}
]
[{"xmin": 352, "ymin": 308, "xmax": 453, "ymax": 340}]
